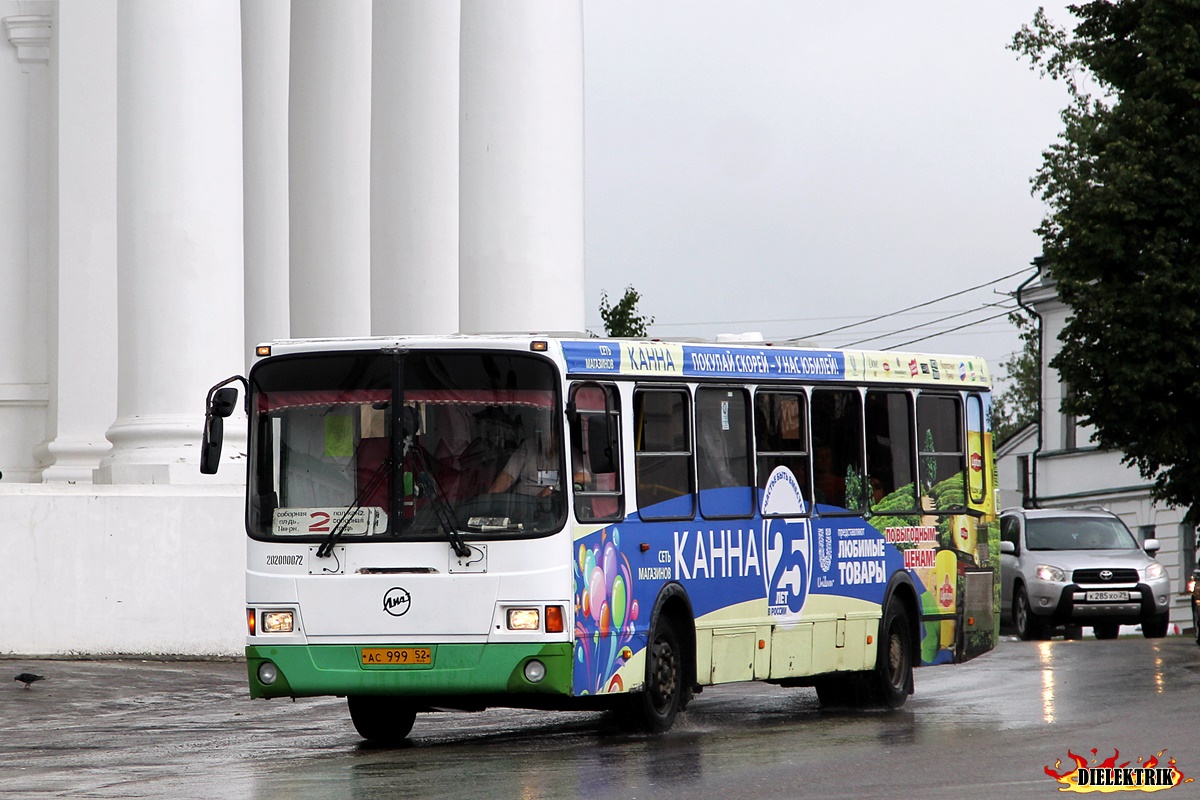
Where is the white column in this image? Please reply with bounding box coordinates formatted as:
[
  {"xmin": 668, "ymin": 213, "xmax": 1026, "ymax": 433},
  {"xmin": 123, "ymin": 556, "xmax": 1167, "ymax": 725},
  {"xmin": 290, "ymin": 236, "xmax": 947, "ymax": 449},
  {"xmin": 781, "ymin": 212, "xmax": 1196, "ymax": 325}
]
[
  {"xmin": 288, "ymin": 0, "xmax": 372, "ymax": 338},
  {"xmin": 95, "ymin": 0, "xmax": 245, "ymax": 485},
  {"xmin": 1, "ymin": 11, "xmax": 51, "ymax": 483},
  {"xmin": 35, "ymin": 1, "xmax": 119, "ymax": 483},
  {"xmin": 459, "ymin": 0, "xmax": 585, "ymax": 334},
  {"xmin": 370, "ymin": 0, "xmax": 459, "ymax": 336},
  {"xmin": 241, "ymin": 0, "xmax": 291, "ymax": 363}
]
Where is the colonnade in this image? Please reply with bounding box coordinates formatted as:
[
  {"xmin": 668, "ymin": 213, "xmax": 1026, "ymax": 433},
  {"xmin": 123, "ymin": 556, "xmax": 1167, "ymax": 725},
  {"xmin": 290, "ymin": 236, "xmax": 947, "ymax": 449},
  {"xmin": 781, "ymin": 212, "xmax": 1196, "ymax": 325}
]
[{"xmin": 1, "ymin": 0, "xmax": 586, "ymax": 486}]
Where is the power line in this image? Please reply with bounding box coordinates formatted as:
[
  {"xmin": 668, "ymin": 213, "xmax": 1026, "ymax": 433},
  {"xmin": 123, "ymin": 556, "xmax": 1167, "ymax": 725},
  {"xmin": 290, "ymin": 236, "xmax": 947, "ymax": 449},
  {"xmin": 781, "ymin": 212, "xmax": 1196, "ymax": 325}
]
[
  {"xmin": 633, "ymin": 266, "xmax": 1035, "ymax": 334},
  {"xmin": 889, "ymin": 309, "xmax": 1017, "ymax": 349},
  {"xmin": 801, "ymin": 267, "xmax": 1034, "ymax": 339},
  {"xmin": 838, "ymin": 302, "xmax": 1017, "ymax": 347}
]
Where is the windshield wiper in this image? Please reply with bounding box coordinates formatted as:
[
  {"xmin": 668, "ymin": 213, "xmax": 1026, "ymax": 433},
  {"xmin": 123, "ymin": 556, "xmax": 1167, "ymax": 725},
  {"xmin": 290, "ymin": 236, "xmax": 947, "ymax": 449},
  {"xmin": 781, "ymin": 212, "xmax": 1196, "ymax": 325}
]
[
  {"xmin": 408, "ymin": 444, "xmax": 471, "ymax": 557},
  {"xmin": 415, "ymin": 470, "xmax": 472, "ymax": 558},
  {"xmin": 316, "ymin": 457, "xmax": 392, "ymax": 559}
]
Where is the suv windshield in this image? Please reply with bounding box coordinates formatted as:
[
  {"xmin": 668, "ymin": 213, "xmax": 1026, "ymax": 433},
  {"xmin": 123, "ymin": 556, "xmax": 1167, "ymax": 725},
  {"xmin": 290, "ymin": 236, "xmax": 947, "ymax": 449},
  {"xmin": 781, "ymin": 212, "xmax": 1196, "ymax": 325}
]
[
  {"xmin": 1024, "ymin": 517, "xmax": 1139, "ymax": 551},
  {"xmin": 248, "ymin": 350, "xmax": 565, "ymax": 540}
]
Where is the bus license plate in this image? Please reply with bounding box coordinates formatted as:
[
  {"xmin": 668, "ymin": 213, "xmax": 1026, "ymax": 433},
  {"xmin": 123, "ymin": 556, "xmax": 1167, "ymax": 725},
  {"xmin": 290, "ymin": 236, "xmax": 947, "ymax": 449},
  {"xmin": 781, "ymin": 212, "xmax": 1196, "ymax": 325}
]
[
  {"xmin": 361, "ymin": 647, "xmax": 432, "ymax": 666},
  {"xmin": 1086, "ymin": 591, "xmax": 1129, "ymax": 602}
]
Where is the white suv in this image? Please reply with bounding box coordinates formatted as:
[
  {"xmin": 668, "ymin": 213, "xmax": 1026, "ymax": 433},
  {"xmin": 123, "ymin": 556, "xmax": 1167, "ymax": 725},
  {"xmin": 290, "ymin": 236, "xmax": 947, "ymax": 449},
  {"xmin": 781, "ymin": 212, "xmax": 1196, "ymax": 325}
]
[{"xmin": 1000, "ymin": 507, "xmax": 1171, "ymax": 640}]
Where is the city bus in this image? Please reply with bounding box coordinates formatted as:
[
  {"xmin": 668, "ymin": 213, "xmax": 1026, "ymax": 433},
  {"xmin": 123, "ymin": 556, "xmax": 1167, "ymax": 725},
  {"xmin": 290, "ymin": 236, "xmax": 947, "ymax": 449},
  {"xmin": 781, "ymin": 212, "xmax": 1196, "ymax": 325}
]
[{"xmin": 201, "ymin": 334, "xmax": 999, "ymax": 742}]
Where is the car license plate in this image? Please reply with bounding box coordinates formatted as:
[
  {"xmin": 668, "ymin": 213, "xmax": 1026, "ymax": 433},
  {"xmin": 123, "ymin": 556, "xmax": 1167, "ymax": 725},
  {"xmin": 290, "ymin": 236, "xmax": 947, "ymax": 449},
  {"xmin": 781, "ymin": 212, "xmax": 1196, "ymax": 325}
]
[
  {"xmin": 361, "ymin": 647, "xmax": 432, "ymax": 666},
  {"xmin": 1086, "ymin": 591, "xmax": 1130, "ymax": 602}
]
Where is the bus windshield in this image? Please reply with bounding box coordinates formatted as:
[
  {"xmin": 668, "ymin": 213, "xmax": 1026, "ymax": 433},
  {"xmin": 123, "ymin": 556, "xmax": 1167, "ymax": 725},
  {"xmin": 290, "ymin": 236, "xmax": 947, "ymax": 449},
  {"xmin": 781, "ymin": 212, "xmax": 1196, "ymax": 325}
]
[{"xmin": 248, "ymin": 350, "xmax": 565, "ymax": 540}]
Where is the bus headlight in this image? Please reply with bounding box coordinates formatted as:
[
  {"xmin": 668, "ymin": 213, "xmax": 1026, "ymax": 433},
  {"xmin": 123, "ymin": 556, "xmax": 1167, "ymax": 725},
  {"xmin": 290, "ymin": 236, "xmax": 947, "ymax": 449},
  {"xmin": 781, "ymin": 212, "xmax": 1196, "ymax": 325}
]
[
  {"xmin": 507, "ymin": 608, "xmax": 540, "ymax": 631},
  {"xmin": 261, "ymin": 611, "xmax": 294, "ymax": 633}
]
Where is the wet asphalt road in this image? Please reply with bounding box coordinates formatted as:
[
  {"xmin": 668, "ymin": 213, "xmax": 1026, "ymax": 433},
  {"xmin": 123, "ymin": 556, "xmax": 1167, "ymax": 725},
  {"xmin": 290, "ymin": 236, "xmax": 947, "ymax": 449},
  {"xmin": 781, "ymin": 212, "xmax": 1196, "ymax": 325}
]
[{"xmin": 3, "ymin": 635, "xmax": 1199, "ymax": 799}]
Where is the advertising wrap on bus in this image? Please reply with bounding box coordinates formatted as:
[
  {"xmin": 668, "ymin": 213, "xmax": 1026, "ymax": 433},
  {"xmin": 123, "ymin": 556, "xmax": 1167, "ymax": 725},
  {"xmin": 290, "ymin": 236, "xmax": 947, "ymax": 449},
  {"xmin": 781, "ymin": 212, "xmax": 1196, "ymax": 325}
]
[{"xmin": 561, "ymin": 340, "xmax": 991, "ymax": 386}]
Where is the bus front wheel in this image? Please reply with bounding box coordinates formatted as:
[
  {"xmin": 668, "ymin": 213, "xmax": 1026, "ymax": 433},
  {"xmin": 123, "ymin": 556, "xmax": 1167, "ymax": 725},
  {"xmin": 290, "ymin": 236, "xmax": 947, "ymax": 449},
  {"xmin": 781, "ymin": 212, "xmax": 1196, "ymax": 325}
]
[
  {"xmin": 347, "ymin": 696, "xmax": 417, "ymax": 744},
  {"xmin": 621, "ymin": 619, "xmax": 684, "ymax": 733}
]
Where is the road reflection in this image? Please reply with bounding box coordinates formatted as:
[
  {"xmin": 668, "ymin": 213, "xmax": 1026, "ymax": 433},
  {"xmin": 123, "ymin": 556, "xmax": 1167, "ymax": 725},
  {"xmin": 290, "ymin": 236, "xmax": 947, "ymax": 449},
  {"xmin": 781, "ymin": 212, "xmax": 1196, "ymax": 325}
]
[{"xmin": 1037, "ymin": 640, "xmax": 1056, "ymax": 724}]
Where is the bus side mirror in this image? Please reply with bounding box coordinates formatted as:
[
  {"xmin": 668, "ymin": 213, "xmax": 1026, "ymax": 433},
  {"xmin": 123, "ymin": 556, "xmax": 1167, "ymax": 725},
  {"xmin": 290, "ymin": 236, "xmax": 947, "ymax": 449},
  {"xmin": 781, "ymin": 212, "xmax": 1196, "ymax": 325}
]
[
  {"xmin": 201, "ymin": 414, "xmax": 225, "ymax": 475},
  {"xmin": 201, "ymin": 382, "xmax": 242, "ymax": 475},
  {"xmin": 211, "ymin": 386, "xmax": 238, "ymax": 418}
]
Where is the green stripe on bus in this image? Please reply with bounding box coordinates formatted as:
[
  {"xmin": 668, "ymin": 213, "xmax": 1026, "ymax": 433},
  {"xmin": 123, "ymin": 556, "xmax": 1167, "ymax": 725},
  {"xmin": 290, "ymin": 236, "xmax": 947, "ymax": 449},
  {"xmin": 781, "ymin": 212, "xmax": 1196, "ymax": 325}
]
[{"xmin": 246, "ymin": 642, "xmax": 574, "ymax": 699}]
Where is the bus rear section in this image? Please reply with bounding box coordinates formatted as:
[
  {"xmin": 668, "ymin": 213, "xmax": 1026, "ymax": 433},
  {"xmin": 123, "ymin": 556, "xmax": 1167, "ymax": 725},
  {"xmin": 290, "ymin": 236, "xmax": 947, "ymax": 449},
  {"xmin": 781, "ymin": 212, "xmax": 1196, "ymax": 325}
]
[{"xmin": 559, "ymin": 342, "xmax": 998, "ymax": 720}]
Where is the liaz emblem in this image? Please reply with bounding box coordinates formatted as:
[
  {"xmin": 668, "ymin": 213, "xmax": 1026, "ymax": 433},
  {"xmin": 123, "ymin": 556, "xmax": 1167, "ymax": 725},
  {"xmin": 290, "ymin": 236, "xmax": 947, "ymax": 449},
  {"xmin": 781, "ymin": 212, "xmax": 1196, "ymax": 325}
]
[{"xmin": 383, "ymin": 587, "xmax": 411, "ymax": 617}]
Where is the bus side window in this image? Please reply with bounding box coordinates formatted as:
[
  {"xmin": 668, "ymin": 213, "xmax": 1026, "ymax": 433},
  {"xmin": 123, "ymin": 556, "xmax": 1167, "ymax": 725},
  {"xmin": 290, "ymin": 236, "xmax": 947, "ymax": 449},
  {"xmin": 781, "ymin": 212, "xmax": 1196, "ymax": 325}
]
[
  {"xmin": 634, "ymin": 388, "xmax": 694, "ymax": 520},
  {"xmin": 753, "ymin": 391, "xmax": 811, "ymax": 512},
  {"xmin": 569, "ymin": 384, "xmax": 624, "ymax": 523},
  {"xmin": 966, "ymin": 393, "xmax": 987, "ymax": 505},
  {"xmin": 916, "ymin": 393, "xmax": 965, "ymax": 511},
  {"xmin": 695, "ymin": 387, "xmax": 753, "ymax": 518},
  {"xmin": 865, "ymin": 390, "xmax": 917, "ymax": 513},
  {"xmin": 810, "ymin": 389, "xmax": 864, "ymax": 513}
]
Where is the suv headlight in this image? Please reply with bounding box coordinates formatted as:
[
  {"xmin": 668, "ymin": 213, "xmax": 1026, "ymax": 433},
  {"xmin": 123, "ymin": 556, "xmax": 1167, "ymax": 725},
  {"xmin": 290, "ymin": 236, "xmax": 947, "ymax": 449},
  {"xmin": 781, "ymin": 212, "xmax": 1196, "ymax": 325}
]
[
  {"xmin": 1144, "ymin": 563, "xmax": 1166, "ymax": 581},
  {"xmin": 1035, "ymin": 564, "xmax": 1067, "ymax": 582}
]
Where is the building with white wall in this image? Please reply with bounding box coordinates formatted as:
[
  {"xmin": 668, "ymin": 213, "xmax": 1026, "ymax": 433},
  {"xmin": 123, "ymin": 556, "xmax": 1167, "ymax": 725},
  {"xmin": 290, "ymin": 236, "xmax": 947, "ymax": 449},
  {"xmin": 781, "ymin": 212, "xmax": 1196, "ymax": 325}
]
[
  {"xmin": 996, "ymin": 266, "xmax": 1196, "ymax": 631},
  {"xmin": 0, "ymin": 0, "xmax": 585, "ymax": 655}
]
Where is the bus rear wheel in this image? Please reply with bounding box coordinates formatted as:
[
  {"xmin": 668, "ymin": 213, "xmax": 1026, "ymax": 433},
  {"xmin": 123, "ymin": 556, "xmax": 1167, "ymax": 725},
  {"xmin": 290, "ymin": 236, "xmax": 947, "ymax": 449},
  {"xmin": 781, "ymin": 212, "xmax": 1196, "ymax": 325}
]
[
  {"xmin": 621, "ymin": 619, "xmax": 683, "ymax": 733},
  {"xmin": 347, "ymin": 696, "xmax": 417, "ymax": 744},
  {"xmin": 865, "ymin": 598, "xmax": 913, "ymax": 708}
]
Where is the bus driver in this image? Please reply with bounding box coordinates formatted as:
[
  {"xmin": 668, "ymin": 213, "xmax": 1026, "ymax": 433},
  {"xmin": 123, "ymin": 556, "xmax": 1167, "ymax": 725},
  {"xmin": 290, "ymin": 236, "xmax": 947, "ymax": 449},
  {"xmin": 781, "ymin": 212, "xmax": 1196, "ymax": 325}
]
[{"xmin": 489, "ymin": 432, "xmax": 559, "ymax": 497}]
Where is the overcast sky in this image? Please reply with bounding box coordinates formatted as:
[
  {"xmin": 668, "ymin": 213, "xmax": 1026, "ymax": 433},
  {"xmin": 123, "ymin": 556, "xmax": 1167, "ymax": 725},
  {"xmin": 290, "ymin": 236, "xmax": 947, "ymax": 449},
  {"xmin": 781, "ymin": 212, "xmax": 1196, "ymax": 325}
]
[{"xmin": 581, "ymin": 1, "xmax": 1074, "ymax": 389}]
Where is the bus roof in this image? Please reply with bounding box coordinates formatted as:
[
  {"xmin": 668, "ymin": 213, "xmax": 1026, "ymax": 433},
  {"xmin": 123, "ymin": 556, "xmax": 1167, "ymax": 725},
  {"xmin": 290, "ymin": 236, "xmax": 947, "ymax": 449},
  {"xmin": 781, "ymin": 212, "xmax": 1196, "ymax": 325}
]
[{"xmin": 255, "ymin": 333, "xmax": 991, "ymax": 389}]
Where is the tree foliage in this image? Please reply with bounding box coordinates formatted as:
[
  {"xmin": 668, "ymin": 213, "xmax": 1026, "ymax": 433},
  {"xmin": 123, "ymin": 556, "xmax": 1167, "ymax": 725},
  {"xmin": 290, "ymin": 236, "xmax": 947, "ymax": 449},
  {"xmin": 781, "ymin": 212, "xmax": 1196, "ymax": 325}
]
[
  {"xmin": 991, "ymin": 309, "xmax": 1040, "ymax": 447},
  {"xmin": 599, "ymin": 285, "xmax": 654, "ymax": 338},
  {"xmin": 1011, "ymin": 1, "xmax": 1200, "ymax": 523}
]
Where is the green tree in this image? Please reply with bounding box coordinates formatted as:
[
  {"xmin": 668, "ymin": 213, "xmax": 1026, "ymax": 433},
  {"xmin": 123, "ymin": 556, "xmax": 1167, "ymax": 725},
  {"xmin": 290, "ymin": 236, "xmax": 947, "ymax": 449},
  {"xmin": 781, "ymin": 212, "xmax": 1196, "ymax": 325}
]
[
  {"xmin": 1011, "ymin": 2, "xmax": 1200, "ymax": 523},
  {"xmin": 991, "ymin": 309, "xmax": 1039, "ymax": 447},
  {"xmin": 599, "ymin": 285, "xmax": 654, "ymax": 338}
]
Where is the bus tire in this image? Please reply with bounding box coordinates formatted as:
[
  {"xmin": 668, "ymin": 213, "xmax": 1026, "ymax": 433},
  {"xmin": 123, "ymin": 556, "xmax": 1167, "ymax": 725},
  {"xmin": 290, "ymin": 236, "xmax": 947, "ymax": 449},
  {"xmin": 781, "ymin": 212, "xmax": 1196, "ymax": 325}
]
[
  {"xmin": 347, "ymin": 696, "xmax": 417, "ymax": 744},
  {"xmin": 865, "ymin": 597, "xmax": 913, "ymax": 709},
  {"xmin": 622, "ymin": 618, "xmax": 684, "ymax": 733}
]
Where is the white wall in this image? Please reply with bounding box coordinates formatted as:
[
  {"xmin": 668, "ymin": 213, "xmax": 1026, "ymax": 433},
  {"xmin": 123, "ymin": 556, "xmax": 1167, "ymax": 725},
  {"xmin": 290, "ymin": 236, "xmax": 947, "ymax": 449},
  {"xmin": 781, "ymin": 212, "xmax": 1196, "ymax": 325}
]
[{"xmin": 0, "ymin": 485, "xmax": 245, "ymax": 656}]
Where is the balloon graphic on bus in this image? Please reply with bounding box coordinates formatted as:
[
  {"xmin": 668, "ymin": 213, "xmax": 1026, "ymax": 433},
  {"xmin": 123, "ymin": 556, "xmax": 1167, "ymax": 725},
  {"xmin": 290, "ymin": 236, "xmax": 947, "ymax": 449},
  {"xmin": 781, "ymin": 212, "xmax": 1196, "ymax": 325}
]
[{"xmin": 575, "ymin": 527, "xmax": 639, "ymax": 695}]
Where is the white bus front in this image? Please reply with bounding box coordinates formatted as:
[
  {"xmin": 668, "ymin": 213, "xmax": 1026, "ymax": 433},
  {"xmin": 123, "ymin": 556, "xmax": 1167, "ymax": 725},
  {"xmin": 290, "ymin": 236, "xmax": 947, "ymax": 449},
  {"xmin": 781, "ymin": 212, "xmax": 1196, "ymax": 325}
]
[{"xmin": 239, "ymin": 345, "xmax": 576, "ymax": 740}]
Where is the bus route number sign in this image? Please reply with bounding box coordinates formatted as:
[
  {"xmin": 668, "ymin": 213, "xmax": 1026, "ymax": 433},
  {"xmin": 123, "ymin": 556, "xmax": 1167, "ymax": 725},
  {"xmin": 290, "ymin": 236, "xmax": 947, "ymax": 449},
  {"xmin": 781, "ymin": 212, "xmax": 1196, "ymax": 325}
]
[{"xmin": 361, "ymin": 647, "xmax": 432, "ymax": 666}]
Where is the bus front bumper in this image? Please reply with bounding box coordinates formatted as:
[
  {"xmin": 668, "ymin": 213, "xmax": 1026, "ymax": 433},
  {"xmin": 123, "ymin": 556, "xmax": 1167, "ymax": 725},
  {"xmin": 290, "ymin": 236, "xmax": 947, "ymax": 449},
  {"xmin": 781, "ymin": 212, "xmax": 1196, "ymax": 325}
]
[{"xmin": 246, "ymin": 642, "xmax": 574, "ymax": 700}]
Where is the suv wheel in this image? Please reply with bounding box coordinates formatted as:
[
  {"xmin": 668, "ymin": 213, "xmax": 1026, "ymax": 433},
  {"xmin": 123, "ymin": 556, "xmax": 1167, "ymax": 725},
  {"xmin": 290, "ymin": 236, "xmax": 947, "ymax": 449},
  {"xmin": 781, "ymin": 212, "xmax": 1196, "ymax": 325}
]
[
  {"xmin": 1014, "ymin": 586, "xmax": 1045, "ymax": 641},
  {"xmin": 1141, "ymin": 612, "xmax": 1169, "ymax": 639}
]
